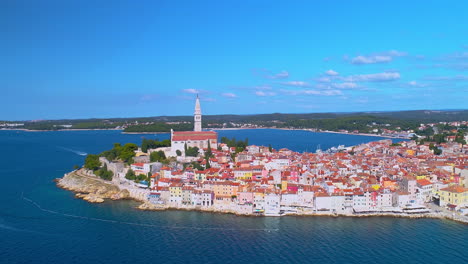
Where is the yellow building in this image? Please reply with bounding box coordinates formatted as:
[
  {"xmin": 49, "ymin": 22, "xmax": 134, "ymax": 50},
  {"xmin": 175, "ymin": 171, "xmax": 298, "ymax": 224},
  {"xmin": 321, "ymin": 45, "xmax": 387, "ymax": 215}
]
[
  {"xmin": 212, "ymin": 181, "xmax": 239, "ymax": 197},
  {"xmin": 416, "ymin": 175, "xmax": 429, "ymax": 180},
  {"xmin": 169, "ymin": 183, "xmax": 183, "ymax": 198},
  {"xmin": 439, "ymin": 185, "xmax": 468, "ymax": 207},
  {"xmin": 234, "ymin": 168, "xmax": 253, "ymax": 180}
]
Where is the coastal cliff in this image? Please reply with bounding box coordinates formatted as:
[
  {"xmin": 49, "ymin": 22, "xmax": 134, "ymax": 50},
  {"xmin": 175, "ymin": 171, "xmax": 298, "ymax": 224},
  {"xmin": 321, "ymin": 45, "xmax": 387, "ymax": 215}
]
[{"xmin": 57, "ymin": 169, "xmax": 130, "ymax": 203}]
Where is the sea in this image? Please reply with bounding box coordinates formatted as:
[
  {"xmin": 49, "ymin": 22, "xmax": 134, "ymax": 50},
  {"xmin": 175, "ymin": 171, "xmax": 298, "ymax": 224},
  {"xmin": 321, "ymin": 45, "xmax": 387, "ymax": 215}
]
[{"xmin": 0, "ymin": 129, "xmax": 466, "ymax": 264}]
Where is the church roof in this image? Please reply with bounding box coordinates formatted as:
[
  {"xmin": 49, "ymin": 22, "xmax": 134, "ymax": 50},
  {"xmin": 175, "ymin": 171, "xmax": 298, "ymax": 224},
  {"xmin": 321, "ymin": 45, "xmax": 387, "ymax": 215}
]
[{"xmin": 172, "ymin": 131, "xmax": 217, "ymax": 141}]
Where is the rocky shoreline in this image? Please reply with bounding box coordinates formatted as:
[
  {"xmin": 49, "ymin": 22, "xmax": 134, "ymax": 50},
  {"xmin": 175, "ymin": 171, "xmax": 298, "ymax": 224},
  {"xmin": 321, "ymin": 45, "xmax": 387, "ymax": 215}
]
[
  {"xmin": 57, "ymin": 171, "xmax": 467, "ymax": 225},
  {"xmin": 57, "ymin": 170, "xmax": 130, "ymax": 203}
]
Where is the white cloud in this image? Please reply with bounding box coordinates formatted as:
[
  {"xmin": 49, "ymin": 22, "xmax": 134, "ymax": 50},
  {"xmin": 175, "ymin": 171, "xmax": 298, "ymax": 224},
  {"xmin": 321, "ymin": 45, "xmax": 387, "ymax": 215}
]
[
  {"xmin": 345, "ymin": 72, "xmax": 400, "ymax": 82},
  {"xmin": 325, "ymin": 69, "xmax": 339, "ymax": 76},
  {"xmin": 385, "ymin": 50, "xmax": 408, "ymax": 57},
  {"xmin": 349, "ymin": 50, "xmax": 407, "ymax": 64},
  {"xmin": 317, "ymin": 77, "xmax": 331, "ymax": 83},
  {"xmin": 253, "ymin": 69, "xmax": 290, "ymax": 79},
  {"xmin": 222, "ymin": 93, "xmax": 237, "ymax": 98},
  {"xmin": 407, "ymin": 81, "xmax": 427, "ymax": 87},
  {"xmin": 424, "ymin": 75, "xmax": 468, "ymax": 81},
  {"xmin": 332, "ymin": 82, "xmax": 358, "ymax": 89},
  {"xmin": 255, "ymin": 91, "xmax": 276, "ymax": 97},
  {"xmin": 351, "ymin": 55, "xmax": 392, "ymax": 64},
  {"xmin": 255, "ymin": 85, "xmax": 272, "ymax": 90},
  {"xmin": 281, "ymin": 89, "xmax": 343, "ymax": 96},
  {"xmin": 445, "ymin": 51, "xmax": 468, "ymax": 60},
  {"xmin": 280, "ymin": 81, "xmax": 310, "ymax": 87},
  {"xmin": 183, "ymin": 88, "xmax": 200, "ymax": 94},
  {"xmin": 268, "ymin": 70, "xmax": 289, "ymax": 79},
  {"xmin": 307, "ymin": 90, "xmax": 343, "ymax": 96}
]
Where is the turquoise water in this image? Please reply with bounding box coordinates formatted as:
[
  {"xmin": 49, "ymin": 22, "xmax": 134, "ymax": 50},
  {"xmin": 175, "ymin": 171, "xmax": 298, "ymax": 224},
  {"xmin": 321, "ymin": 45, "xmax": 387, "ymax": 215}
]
[{"xmin": 0, "ymin": 130, "xmax": 466, "ymax": 264}]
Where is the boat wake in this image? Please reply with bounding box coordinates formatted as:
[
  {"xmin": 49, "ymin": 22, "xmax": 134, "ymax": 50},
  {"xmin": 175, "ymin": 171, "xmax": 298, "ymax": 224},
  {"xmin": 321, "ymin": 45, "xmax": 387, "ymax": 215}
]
[
  {"xmin": 22, "ymin": 196, "xmax": 278, "ymax": 232},
  {"xmin": 58, "ymin": 147, "xmax": 87, "ymax": 156},
  {"xmin": 0, "ymin": 216, "xmax": 44, "ymax": 235}
]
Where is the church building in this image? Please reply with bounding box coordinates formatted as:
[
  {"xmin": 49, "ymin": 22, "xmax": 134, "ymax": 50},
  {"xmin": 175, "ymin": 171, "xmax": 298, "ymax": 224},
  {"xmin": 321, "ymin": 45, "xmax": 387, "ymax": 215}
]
[{"xmin": 170, "ymin": 95, "xmax": 218, "ymax": 156}]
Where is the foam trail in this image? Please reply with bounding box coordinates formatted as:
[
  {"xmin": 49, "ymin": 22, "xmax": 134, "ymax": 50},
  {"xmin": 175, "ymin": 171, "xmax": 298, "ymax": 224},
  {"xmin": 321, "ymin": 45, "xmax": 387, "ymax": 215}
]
[
  {"xmin": 0, "ymin": 222, "xmax": 23, "ymax": 232},
  {"xmin": 23, "ymin": 196, "xmax": 278, "ymax": 232},
  {"xmin": 57, "ymin": 146, "xmax": 87, "ymax": 156},
  {"xmin": 0, "ymin": 215, "xmax": 45, "ymax": 235}
]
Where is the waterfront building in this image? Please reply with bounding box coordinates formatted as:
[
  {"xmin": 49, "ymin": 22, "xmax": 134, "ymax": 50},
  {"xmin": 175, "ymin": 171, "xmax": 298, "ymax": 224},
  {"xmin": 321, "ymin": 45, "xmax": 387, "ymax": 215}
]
[
  {"xmin": 265, "ymin": 192, "xmax": 281, "ymax": 215},
  {"xmin": 439, "ymin": 185, "xmax": 468, "ymax": 207}
]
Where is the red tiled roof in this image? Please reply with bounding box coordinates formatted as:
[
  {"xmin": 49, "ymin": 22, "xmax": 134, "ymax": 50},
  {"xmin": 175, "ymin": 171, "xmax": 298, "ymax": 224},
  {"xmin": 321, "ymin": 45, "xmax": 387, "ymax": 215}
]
[{"xmin": 172, "ymin": 131, "xmax": 218, "ymax": 141}]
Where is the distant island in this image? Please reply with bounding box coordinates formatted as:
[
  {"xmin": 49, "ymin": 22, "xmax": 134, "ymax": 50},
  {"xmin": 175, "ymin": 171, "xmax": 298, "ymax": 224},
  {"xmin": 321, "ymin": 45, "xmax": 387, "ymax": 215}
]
[
  {"xmin": 56, "ymin": 96, "xmax": 468, "ymax": 224},
  {"xmin": 2, "ymin": 109, "xmax": 468, "ymax": 139}
]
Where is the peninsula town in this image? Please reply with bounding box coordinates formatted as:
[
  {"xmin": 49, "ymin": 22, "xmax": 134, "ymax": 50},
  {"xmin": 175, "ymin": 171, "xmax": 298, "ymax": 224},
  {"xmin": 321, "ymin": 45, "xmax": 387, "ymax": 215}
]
[{"xmin": 58, "ymin": 96, "xmax": 468, "ymax": 223}]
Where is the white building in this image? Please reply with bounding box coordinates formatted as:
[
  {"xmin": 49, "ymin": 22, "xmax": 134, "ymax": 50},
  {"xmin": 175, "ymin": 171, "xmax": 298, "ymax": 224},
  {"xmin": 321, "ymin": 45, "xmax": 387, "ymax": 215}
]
[{"xmin": 265, "ymin": 192, "xmax": 281, "ymax": 215}]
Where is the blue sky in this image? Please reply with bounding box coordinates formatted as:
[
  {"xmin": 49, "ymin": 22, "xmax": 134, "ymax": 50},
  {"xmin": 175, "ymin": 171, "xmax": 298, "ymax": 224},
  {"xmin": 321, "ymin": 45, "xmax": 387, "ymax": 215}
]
[{"xmin": 2, "ymin": 0, "xmax": 468, "ymax": 120}]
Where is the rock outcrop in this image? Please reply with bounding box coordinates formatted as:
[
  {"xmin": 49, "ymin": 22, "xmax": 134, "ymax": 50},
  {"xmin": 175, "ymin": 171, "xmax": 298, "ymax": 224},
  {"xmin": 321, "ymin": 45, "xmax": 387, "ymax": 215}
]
[{"xmin": 57, "ymin": 169, "xmax": 129, "ymax": 203}]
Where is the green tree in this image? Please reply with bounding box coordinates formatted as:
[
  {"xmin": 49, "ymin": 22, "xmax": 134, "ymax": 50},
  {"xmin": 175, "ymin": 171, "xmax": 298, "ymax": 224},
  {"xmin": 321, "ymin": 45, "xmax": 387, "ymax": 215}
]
[
  {"xmin": 220, "ymin": 137, "xmax": 249, "ymax": 152},
  {"xmin": 150, "ymin": 150, "xmax": 166, "ymax": 162},
  {"xmin": 119, "ymin": 143, "xmax": 138, "ymax": 162},
  {"xmin": 141, "ymin": 138, "xmax": 171, "ymax": 153},
  {"xmin": 433, "ymin": 134, "xmax": 446, "ymax": 144},
  {"xmin": 84, "ymin": 154, "xmax": 101, "ymax": 171},
  {"xmin": 186, "ymin": 147, "xmax": 199, "ymax": 157},
  {"xmin": 125, "ymin": 169, "xmax": 136, "ymax": 180},
  {"xmin": 205, "ymin": 141, "xmax": 212, "ymax": 158},
  {"xmin": 136, "ymin": 173, "xmax": 147, "ymax": 182},
  {"xmin": 268, "ymin": 144, "xmax": 272, "ymax": 152},
  {"xmin": 455, "ymin": 133, "xmax": 467, "ymax": 145},
  {"xmin": 433, "ymin": 147, "xmax": 442, "ymax": 155},
  {"xmin": 95, "ymin": 164, "xmax": 113, "ymax": 181}
]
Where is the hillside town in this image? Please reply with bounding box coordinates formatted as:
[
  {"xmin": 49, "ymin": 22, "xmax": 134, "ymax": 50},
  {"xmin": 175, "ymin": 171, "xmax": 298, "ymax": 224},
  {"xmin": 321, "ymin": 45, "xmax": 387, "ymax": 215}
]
[{"xmin": 65, "ymin": 96, "xmax": 468, "ymax": 221}]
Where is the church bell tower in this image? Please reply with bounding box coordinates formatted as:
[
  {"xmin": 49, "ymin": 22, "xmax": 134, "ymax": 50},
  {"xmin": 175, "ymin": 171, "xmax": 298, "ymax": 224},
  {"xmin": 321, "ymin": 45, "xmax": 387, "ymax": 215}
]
[{"xmin": 194, "ymin": 95, "xmax": 202, "ymax": 132}]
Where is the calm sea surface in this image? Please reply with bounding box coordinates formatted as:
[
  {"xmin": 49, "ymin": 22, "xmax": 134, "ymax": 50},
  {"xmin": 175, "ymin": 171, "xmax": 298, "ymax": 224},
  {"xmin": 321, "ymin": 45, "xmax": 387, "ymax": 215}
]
[{"xmin": 0, "ymin": 129, "xmax": 466, "ymax": 264}]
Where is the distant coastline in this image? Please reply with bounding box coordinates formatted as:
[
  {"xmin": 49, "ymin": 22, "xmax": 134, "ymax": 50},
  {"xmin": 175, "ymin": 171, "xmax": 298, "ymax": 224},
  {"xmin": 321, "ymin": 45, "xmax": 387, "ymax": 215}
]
[
  {"xmin": 213, "ymin": 127, "xmax": 408, "ymax": 139},
  {"xmin": 2, "ymin": 128, "xmax": 123, "ymax": 132},
  {"xmin": 3, "ymin": 127, "xmax": 408, "ymax": 139}
]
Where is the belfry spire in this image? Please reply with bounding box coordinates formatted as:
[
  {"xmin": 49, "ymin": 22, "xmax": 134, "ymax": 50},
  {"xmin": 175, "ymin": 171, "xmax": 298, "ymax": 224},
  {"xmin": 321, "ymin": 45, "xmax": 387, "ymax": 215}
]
[{"xmin": 194, "ymin": 95, "xmax": 202, "ymax": 131}]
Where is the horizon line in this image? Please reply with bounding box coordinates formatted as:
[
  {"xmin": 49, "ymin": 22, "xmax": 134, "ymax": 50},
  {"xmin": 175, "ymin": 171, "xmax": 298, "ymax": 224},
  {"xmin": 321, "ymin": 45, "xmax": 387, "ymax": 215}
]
[{"xmin": 3, "ymin": 108, "xmax": 468, "ymax": 122}]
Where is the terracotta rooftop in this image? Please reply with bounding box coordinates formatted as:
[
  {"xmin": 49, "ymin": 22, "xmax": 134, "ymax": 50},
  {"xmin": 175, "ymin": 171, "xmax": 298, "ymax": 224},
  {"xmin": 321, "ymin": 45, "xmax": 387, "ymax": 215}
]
[{"xmin": 172, "ymin": 131, "xmax": 218, "ymax": 141}]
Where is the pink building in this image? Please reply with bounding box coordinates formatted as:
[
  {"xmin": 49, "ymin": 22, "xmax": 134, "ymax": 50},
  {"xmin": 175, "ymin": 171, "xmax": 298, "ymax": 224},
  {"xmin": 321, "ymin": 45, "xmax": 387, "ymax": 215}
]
[{"xmin": 238, "ymin": 191, "xmax": 254, "ymax": 205}]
